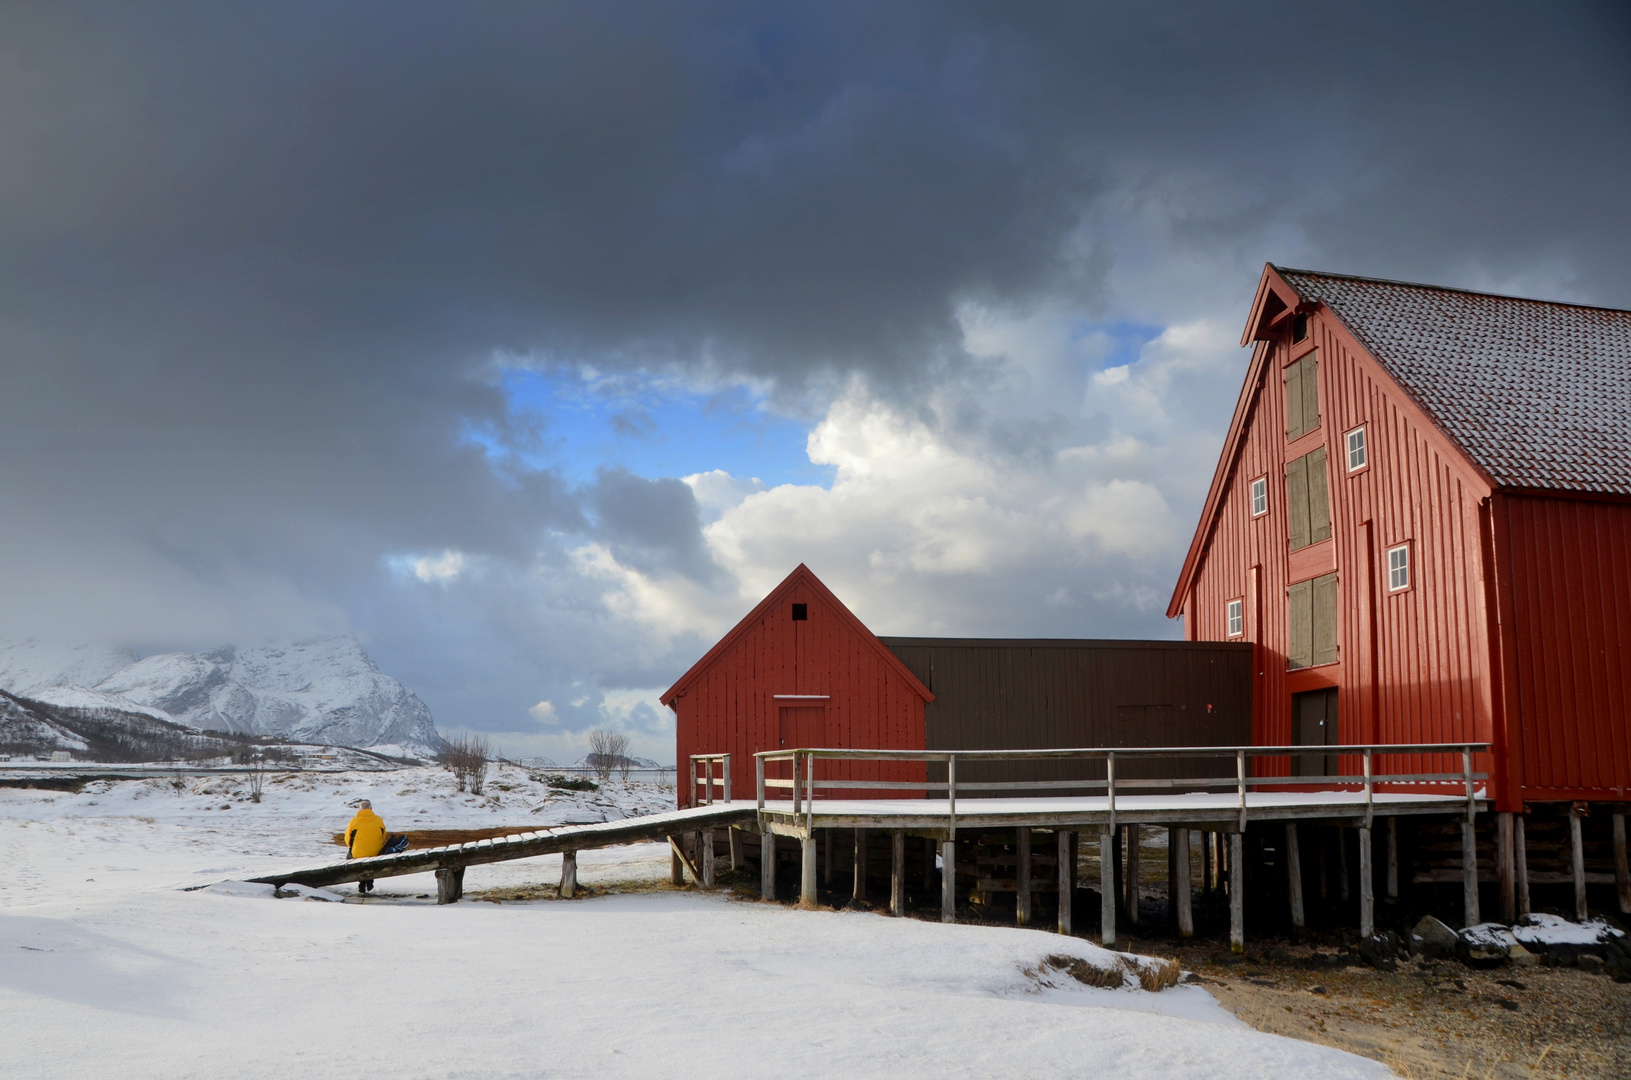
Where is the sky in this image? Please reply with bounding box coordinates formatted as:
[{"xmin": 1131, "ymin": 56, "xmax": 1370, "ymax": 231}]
[{"xmin": 2, "ymin": 2, "xmax": 1628, "ymax": 764}]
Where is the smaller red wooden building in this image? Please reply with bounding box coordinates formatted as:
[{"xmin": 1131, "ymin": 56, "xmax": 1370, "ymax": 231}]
[{"xmin": 664, "ymin": 564, "xmax": 933, "ymax": 806}]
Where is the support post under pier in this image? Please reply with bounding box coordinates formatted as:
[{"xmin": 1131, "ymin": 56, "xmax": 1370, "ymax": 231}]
[
  {"xmin": 800, "ymin": 835, "xmax": 817, "ymax": 909},
  {"xmin": 1099, "ymin": 826, "xmax": 1116, "ymax": 947},
  {"xmin": 1229, "ymin": 832, "xmax": 1244, "ymax": 953},
  {"xmin": 1174, "ymin": 827, "xmax": 1192, "ymax": 938},
  {"xmin": 1358, "ymin": 827, "xmax": 1373, "ymax": 938},
  {"xmin": 1285, "ymin": 823, "xmax": 1304, "ymax": 929}
]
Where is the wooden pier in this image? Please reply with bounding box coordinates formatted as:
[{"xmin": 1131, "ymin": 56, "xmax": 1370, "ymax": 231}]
[{"xmin": 235, "ymin": 741, "xmax": 1624, "ymax": 954}]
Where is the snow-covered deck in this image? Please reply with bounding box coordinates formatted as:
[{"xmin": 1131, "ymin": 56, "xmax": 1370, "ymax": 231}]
[{"xmin": 756, "ymin": 788, "xmax": 1487, "ymax": 836}]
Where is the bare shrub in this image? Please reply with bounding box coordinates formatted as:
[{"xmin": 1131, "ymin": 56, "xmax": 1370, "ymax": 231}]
[
  {"xmin": 440, "ymin": 733, "xmax": 492, "ymax": 794},
  {"xmin": 586, "ymin": 730, "xmax": 629, "ymax": 782},
  {"xmin": 246, "ymin": 754, "xmax": 265, "ymax": 803}
]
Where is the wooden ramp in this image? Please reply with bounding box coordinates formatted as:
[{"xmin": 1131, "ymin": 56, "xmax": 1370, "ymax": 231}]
[{"xmin": 246, "ymin": 803, "xmax": 754, "ymax": 902}]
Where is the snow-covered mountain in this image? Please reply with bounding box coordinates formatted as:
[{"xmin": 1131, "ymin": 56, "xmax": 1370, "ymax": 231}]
[{"xmin": 0, "ymin": 638, "xmax": 441, "ymax": 755}]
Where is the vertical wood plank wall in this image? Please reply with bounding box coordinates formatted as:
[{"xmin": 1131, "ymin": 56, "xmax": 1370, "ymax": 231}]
[
  {"xmin": 1182, "ymin": 313, "xmax": 1496, "ymax": 784},
  {"xmin": 1498, "ymin": 494, "xmax": 1631, "ymax": 800},
  {"xmin": 674, "ymin": 577, "xmax": 927, "ymax": 806}
]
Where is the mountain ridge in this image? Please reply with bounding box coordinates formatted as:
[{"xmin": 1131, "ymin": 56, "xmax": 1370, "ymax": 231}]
[{"xmin": 0, "ymin": 637, "xmax": 442, "ymax": 756}]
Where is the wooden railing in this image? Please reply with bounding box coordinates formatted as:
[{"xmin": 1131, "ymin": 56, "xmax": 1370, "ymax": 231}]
[
  {"xmin": 689, "ymin": 753, "xmax": 732, "ymax": 806},
  {"xmin": 754, "ymin": 743, "xmax": 1489, "ymax": 838}
]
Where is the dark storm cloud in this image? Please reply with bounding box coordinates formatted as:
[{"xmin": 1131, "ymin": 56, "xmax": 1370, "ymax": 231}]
[{"xmin": 0, "ymin": 1, "xmax": 1626, "ymax": 743}]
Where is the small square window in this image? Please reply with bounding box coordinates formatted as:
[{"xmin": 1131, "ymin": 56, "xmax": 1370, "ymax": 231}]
[
  {"xmin": 1387, "ymin": 544, "xmax": 1410, "ymax": 592},
  {"xmin": 791, "ymin": 603, "xmax": 808, "ymax": 621},
  {"xmin": 1250, "ymin": 476, "xmax": 1268, "ymax": 516},
  {"xmin": 1226, "ymin": 598, "xmax": 1243, "ymax": 638},
  {"xmin": 1346, "ymin": 426, "xmax": 1368, "ymax": 472},
  {"xmin": 1293, "ymin": 313, "xmax": 1309, "ymax": 342}
]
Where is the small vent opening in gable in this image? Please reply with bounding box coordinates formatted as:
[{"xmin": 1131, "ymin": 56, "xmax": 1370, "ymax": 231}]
[
  {"xmin": 1292, "ymin": 313, "xmax": 1309, "ymax": 342},
  {"xmin": 791, "ymin": 603, "xmax": 808, "ymax": 621}
]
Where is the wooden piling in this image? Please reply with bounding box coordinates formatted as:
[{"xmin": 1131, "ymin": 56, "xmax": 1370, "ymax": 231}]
[
  {"xmin": 670, "ymin": 835, "xmax": 685, "ymax": 887},
  {"xmin": 1612, "ymin": 813, "xmax": 1630, "ymax": 915},
  {"xmin": 1337, "ymin": 826, "xmax": 1350, "ymax": 903},
  {"xmin": 560, "ymin": 850, "xmax": 577, "ymax": 899},
  {"xmin": 760, "ymin": 831, "xmax": 776, "ymax": 900},
  {"xmin": 1285, "ymin": 823, "xmax": 1305, "ymax": 928},
  {"xmin": 1358, "ymin": 826, "xmax": 1374, "ymax": 938},
  {"xmin": 1497, "ymin": 812, "xmax": 1515, "ymax": 924},
  {"xmin": 1386, "ymin": 817, "xmax": 1398, "ymax": 900},
  {"xmin": 1016, "ymin": 827, "xmax": 1032, "ymax": 927},
  {"xmin": 800, "ymin": 835, "xmax": 817, "ymax": 909},
  {"xmin": 1057, "ymin": 830, "xmax": 1073, "ymax": 935},
  {"xmin": 853, "ymin": 828, "xmax": 867, "ymax": 903},
  {"xmin": 435, "ymin": 866, "xmax": 464, "ymax": 905},
  {"xmin": 1461, "ymin": 820, "xmax": 1480, "ymax": 927},
  {"xmin": 729, "ymin": 827, "xmax": 743, "ymax": 871},
  {"xmin": 1099, "ymin": 826, "xmax": 1116, "ymax": 946},
  {"xmin": 1125, "ymin": 825, "xmax": 1140, "ymax": 924},
  {"xmin": 1202, "ymin": 830, "xmax": 1213, "ymax": 895},
  {"xmin": 1229, "ymin": 832, "xmax": 1244, "ymax": 953},
  {"xmin": 890, "ymin": 829, "xmax": 905, "ymax": 917},
  {"xmin": 701, "ymin": 829, "xmax": 717, "ymax": 889},
  {"xmin": 940, "ymin": 839, "xmax": 956, "ymax": 924},
  {"xmin": 1516, "ymin": 814, "xmax": 1531, "ymax": 918},
  {"xmin": 1570, "ymin": 807, "xmax": 1587, "ymax": 921},
  {"xmin": 1174, "ymin": 827, "xmax": 1193, "ymax": 938}
]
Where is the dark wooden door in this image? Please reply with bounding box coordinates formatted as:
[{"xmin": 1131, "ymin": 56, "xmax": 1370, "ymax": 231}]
[
  {"xmin": 1291, "ymin": 688, "xmax": 1339, "ymax": 776},
  {"xmin": 779, "ymin": 706, "xmax": 827, "ymax": 750}
]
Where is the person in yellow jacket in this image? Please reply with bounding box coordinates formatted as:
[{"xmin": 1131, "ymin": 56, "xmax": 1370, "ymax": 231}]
[{"xmin": 344, "ymin": 800, "xmax": 406, "ymax": 894}]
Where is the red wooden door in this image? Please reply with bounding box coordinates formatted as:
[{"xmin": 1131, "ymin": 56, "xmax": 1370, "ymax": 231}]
[{"xmin": 779, "ymin": 706, "xmax": 827, "ymax": 749}]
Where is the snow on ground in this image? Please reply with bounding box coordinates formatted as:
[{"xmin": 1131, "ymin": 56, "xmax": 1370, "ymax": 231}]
[{"xmin": 0, "ymin": 766, "xmax": 1392, "ymax": 1079}]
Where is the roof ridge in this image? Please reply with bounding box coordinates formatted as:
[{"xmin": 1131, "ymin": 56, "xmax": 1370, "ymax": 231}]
[{"xmin": 1273, "ymin": 265, "xmax": 1631, "ymax": 316}]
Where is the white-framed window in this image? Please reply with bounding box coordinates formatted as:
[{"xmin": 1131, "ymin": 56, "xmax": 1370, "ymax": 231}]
[
  {"xmin": 1226, "ymin": 598, "xmax": 1244, "ymax": 637},
  {"xmin": 1387, "ymin": 543, "xmax": 1411, "ymax": 592},
  {"xmin": 1346, "ymin": 426, "xmax": 1368, "ymax": 472},
  {"xmin": 1250, "ymin": 476, "xmax": 1268, "ymax": 516}
]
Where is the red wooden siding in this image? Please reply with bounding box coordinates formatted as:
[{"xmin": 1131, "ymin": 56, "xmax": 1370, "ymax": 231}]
[
  {"xmin": 1179, "ymin": 308, "xmax": 1497, "ymax": 786},
  {"xmin": 668, "ymin": 566, "xmax": 929, "ymax": 806},
  {"xmin": 1494, "ymin": 494, "xmax": 1631, "ymax": 801}
]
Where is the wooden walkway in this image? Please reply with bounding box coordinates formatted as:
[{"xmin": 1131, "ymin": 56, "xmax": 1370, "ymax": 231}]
[{"xmin": 246, "ymin": 802, "xmax": 755, "ymax": 902}]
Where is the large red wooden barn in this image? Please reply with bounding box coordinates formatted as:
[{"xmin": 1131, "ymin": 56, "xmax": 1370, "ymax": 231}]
[{"xmin": 1168, "ymin": 264, "xmax": 1631, "ymax": 816}]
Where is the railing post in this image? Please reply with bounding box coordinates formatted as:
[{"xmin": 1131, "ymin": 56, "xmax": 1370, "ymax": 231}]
[
  {"xmin": 1236, "ymin": 749, "xmax": 1247, "ymax": 832},
  {"xmin": 947, "ymin": 753, "xmax": 957, "ymax": 840},
  {"xmin": 1463, "ymin": 746, "xmax": 1476, "ymax": 823},
  {"xmin": 791, "ymin": 752, "xmax": 801, "ymax": 817},
  {"xmin": 705, "ymin": 756, "xmax": 714, "ymax": 806},
  {"xmin": 1105, "ymin": 752, "xmax": 1116, "ymax": 833},
  {"xmin": 756, "ymin": 754, "xmax": 765, "ymax": 811},
  {"xmin": 805, "ymin": 752, "xmax": 814, "ymax": 836},
  {"xmin": 1363, "ymin": 748, "xmax": 1374, "ymax": 830},
  {"xmin": 722, "ymin": 754, "xmax": 732, "ymax": 804}
]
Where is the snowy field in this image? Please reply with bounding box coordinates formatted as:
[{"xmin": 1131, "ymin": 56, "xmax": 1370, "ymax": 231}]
[{"xmin": 0, "ymin": 766, "xmax": 1392, "ymax": 1079}]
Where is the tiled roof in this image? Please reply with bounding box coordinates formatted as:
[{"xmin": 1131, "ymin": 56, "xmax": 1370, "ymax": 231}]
[{"xmin": 1277, "ymin": 267, "xmax": 1631, "ymax": 495}]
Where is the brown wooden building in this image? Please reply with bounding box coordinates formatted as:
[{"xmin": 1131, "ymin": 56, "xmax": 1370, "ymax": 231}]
[
  {"xmin": 667, "ymin": 565, "xmax": 1252, "ymax": 805},
  {"xmin": 1168, "ymin": 265, "xmax": 1631, "ymax": 813}
]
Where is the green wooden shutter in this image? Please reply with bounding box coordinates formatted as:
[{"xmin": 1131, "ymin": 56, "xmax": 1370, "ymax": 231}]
[
  {"xmin": 1308, "ymin": 445, "xmax": 1332, "ymax": 544},
  {"xmin": 1312, "ymin": 572, "xmax": 1338, "ymax": 666},
  {"xmin": 1286, "ymin": 455, "xmax": 1311, "ymax": 550},
  {"xmin": 1302, "ymin": 353, "xmax": 1320, "ymax": 433},
  {"xmin": 1288, "ymin": 581, "xmax": 1313, "ymax": 669},
  {"xmin": 1285, "ymin": 359, "xmax": 1305, "ymax": 440}
]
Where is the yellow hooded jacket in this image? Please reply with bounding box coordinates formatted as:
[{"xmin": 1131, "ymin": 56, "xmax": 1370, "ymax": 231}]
[{"xmin": 345, "ymin": 807, "xmax": 388, "ymax": 859}]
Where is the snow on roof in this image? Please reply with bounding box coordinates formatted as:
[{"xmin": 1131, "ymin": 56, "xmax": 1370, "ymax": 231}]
[{"xmin": 1277, "ymin": 267, "xmax": 1631, "ymax": 495}]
